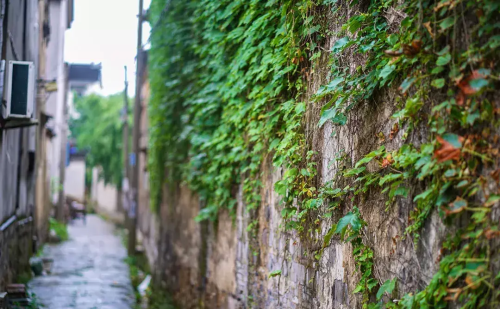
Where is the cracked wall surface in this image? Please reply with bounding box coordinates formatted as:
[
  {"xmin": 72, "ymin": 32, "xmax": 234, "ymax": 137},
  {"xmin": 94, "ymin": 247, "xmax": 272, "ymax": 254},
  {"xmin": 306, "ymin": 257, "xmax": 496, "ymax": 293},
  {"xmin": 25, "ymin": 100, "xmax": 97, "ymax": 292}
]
[{"xmin": 149, "ymin": 2, "xmax": 452, "ymax": 308}]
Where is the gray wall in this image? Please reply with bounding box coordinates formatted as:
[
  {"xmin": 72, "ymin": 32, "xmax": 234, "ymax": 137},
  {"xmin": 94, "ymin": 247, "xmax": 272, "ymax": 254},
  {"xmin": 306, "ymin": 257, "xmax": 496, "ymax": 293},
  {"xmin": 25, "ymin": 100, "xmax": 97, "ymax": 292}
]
[{"xmin": 0, "ymin": 0, "xmax": 38, "ymax": 223}]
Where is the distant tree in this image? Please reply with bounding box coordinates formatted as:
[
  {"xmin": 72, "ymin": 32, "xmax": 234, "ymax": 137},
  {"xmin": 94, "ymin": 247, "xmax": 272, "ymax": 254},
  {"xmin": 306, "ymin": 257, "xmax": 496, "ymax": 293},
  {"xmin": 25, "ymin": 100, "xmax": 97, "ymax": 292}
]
[{"xmin": 70, "ymin": 93, "xmax": 126, "ymax": 188}]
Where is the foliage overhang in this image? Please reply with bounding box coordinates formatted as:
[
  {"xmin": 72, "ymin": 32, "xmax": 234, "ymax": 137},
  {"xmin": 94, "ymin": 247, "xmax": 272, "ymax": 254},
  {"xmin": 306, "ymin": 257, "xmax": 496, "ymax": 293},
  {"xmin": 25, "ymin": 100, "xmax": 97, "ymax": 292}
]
[{"xmin": 149, "ymin": 0, "xmax": 500, "ymax": 307}]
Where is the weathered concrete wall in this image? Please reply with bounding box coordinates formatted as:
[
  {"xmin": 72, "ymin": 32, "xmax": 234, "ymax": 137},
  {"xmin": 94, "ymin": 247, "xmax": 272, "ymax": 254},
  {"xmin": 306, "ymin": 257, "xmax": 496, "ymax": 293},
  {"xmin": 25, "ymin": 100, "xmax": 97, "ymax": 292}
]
[
  {"xmin": 91, "ymin": 168, "xmax": 121, "ymax": 221},
  {"xmin": 153, "ymin": 101, "xmax": 442, "ymax": 309},
  {"xmin": 149, "ymin": 4, "xmax": 465, "ymax": 309},
  {"xmin": 45, "ymin": 0, "xmax": 69, "ymax": 207},
  {"xmin": 137, "ymin": 57, "xmax": 161, "ymax": 272},
  {"xmin": 64, "ymin": 158, "xmax": 85, "ymax": 201},
  {"xmin": 137, "ymin": 143, "xmax": 160, "ymax": 271},
  {"xmin": 34, "ymin": 0, "xmax": 52, "ymax": 249},
  {"xmin": 0, "ymin": 218, "xmax": 34, "ymax": 290}
]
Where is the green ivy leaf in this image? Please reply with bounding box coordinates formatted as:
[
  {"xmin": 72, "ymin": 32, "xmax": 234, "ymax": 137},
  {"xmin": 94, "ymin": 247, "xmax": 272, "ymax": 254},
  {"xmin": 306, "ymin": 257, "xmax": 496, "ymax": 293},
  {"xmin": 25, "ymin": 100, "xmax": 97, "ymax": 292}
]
[
  {"xmin": 332, "ymin": 113, "xmax": 347, "ymax": 125},
  {"xmin": 489, "ymin": 35, "xmax": 500, "ymax": 49},
  {"xmin": 323, "ymin": 227, "xmax": 335, "ymax": 248},
  {"xmin": 466, "ymin": 111, "xmax": 480, "ymax": 125},
  {"xmin": 355, "ymin": 156, "xmax": 375, "ymax": 168},
  {"xmin": 274, "ymin": 181, "xmax": 287, "ymax": 196},
  {"xmin": 332, "ymin": 37, "xmax": 350, "ymax": 53},
  {"xmin": 387, "ymin": 34, "xmax": 399, "ymax": 45},
  {"xmin": 360, "ymin": 40, "xmax": 376, "ymax": 53},
  {"xmin": 399, "ymin": 77, "xmax": 416, "ymax": 93},
  {"xmin": 318, "ymin": 108, "xmax": 337, "ymax": 127},
  {"xmin": 344, "ymin": 167, "xmax": 366, "ymax": 177},
  {"xmin": 431, "ymin": 66, "xmax": 445, "ymax": 75},
  {"xmin": 352, "ymin": 284, "xmax": 364, "ymax": 294},
  {"xmin": 431, "ymin": 78, "xmax": 445, "ymax": 89},
  {"xmin": 442, "ymin": 133, "xmax": 462, "ymax": 148},
  {"xmin": 446, "ymin": 197, "xmax": 467, "ymax": 215},
  {"xmin": 335, "ymin": 210, "xmax": 362, "ymax": 236},
  {"xmin": 376, "ymin": 278, "xmax": 397, "ymax": 300},
  {"xmin": 379, "ymin": 65, "xmax": 396, "ymax": 80},
  {"xmin": 436, "ymin": 53, "xmax": 451, "ymax": 66},
  {"xmin": 269, "ymin": 270, "xmax": 282, "ymax": 278},
  {"xmin": 437, "ymin": 45, "xmax": 450, "ymax": 56},
  {"xmin": 469, "ymin": 78, "xmax": 489, "ymax": 91},
  {"xmin": 367, "ymin": 278, "xmax": 379, "ymax": 291},
  {"xmin": 394, "ymin": 186, "xmax": 408, "ymax": 198},
  {"xmin": 379, "ymin": 173, "xmax": 403, "ymax": 186},
  {"xmin": 326, "ymin": 77, "xmax": 344, "ymax": 91},
  {"xmin": 485, "ymin": 195, "xmax": 500, "ymax": 207},
  {"xmin": 439, "ymin": 17, "xmax": 455, "ymax": 30},
  {"xmin": 444, "ymin": 169, "xmax": 457, "ymax": 177}
]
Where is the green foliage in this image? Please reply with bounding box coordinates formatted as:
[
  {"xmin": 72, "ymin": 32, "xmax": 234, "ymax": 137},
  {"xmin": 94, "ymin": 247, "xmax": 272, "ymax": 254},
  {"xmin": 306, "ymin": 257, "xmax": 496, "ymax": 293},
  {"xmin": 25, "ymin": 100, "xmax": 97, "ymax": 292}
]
[
  {"xmin": 334, "ymin": 208, "xmax": 362, "ymax": 240},
  {"xmin": 149, "ymin": 0, "xmax": 316, "ymax": 215},
  {"xmin": 269, "ymin": 270, "xmax": 282, "ymax": 278},
  {"xmin": 377, "ymin": 278, "xmax": 397, "ymax": 301},
  {"xmin": 306, "ymin": 0, "xmax": 500, "ymax": 306},
  {"xmin": 49, "ymin": 218, "xmax": 68, "ymax": 241},
  {"xmin": 70, "ymin": 93, "xmax": 126, "ymax": 187},
  {"xmin": 334, "ymin": 209, "xmax": 377, "ymax": 304},
  {"xmin": 149, "ymin": 0, "xmax": 500, "ymax": 306},
  {"xmin": 145, "ymin": 290, "xmax": 177, "ymax": 309},
  {"xmin": 13, "ymin": 293, "xmax": 42, "ymax": 309}
]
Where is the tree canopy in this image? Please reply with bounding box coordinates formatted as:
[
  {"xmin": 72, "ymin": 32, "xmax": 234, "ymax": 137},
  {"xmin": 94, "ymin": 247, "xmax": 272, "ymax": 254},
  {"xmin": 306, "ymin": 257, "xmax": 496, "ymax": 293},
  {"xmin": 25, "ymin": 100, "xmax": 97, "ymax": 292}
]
[{"xmin": 70, "ymin": 93, "xmax": 126, "ymax": 188}]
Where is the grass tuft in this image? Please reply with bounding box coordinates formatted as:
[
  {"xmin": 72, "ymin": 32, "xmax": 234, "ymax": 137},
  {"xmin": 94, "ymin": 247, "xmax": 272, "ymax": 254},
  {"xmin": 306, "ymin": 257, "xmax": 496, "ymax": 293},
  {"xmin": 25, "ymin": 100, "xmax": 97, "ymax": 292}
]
[{"xmin": 49, "ymin": 218, "xmax": 69, "ymax": 241}]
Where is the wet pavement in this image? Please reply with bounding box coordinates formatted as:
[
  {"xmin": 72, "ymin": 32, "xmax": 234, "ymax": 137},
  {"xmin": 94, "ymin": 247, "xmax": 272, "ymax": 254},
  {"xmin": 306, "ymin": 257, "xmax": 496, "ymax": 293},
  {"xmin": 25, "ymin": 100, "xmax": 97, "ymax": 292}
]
[{"xmin": 30, "ymin": 215, "xmax": 135, "ymax": 309}]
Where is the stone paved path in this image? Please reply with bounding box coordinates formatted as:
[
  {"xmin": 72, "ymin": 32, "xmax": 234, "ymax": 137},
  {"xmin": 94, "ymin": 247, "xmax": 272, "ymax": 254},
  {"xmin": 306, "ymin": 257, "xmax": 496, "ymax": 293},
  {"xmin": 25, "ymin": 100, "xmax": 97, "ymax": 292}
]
[{"xmin": 29, "ymin": 215, "xmax": 135, "ymax": 309}]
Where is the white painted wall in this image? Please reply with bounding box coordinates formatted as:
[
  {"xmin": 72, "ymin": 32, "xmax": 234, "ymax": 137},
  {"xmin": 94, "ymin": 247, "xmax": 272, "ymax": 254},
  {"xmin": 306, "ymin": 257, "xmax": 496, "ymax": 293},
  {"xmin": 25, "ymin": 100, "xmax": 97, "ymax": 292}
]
[
  {"xmin": 45, "ymin": 0, "xmax": 68, "ymax": 205},
  {"xmin": 64, "ymin": 158, "xmax": 85, "ymax": 201},
  {"xmin": 91, "ymin": 167, "xmax": 119, "ymax": 218}
]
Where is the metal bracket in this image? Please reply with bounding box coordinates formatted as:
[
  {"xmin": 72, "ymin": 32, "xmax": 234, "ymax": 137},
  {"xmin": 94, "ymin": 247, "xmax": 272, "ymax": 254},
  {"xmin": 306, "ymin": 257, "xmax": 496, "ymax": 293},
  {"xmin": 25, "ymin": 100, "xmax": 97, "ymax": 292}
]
[{"xmin": 0, "ymin": 114, "xmax": 39, "ymax": 130}]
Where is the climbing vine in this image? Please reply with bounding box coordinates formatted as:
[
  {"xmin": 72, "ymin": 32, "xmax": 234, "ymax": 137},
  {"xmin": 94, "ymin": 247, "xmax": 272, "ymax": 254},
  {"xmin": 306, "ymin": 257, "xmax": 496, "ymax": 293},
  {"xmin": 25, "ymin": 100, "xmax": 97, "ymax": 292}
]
[
  {"xmin": 149, "ymin": 0, "xmax": 317, "ymax": 216},
  {"xmin": 276, "ymin": 0, "xmax": 500, "ymax": 307},
  {"xmin": 149, "ymin": 0, "xmax": 500, "ymax": 307}
]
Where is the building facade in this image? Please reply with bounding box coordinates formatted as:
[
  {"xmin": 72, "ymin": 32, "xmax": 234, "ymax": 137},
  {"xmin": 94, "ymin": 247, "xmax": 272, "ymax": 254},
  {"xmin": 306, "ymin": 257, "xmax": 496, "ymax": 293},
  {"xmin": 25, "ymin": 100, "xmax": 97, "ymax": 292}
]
[
  {"xmin": 43, "ymin": 0, "xmax": 74, "ymax": 222},
  {"xmin": 0, "ymin": 0, "xmax": 68, "ymax": 288}
]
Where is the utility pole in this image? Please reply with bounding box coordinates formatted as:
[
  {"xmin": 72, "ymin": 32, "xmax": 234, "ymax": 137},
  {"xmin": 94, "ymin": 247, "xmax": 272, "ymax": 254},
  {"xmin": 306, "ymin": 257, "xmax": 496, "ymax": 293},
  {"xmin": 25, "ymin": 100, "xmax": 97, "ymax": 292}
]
[
  {"xmin": 122, "ymin": 66, "xmax": 130, "ymax": 223},
  {"xmin": 57, "ymin": 64, "xmax": 69, "ymax": 222},
  {"xmin": 129, "ymin": 0, "xmax": 144, "ymax": 256}
]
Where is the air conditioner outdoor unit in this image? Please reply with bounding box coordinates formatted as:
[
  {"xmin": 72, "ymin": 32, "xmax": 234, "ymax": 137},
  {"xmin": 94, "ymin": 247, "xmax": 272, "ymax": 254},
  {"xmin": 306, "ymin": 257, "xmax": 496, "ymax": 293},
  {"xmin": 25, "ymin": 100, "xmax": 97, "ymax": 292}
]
[{"xmin": 2, "ymin": 60, "xmax": 35, "ymax": 119}]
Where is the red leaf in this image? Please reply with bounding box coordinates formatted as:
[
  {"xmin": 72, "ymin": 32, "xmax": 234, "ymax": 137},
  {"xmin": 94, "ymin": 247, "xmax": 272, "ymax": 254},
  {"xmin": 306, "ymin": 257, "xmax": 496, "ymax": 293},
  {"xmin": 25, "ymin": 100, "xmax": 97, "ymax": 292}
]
[
  {"xmin": 484, "ymin": 229, "xmax": 500, "ymax": 239},
  {"xmin": 434, "ymin": 135, "xmax": 464, "ymax": 162},
  {"xmin": 381, "ymin": 154, "xmax": 394, "ymax": 168},
  {"xmin": 457, "ymin": 71, "xmax": 485, "ymax": 96},
  {"xmin": 465, "ymin": 275, "xmax": 481, "ymax": 290},
  {"xmin": 456, "ymin": 90, "xmax": 466, "ymax": 106}
]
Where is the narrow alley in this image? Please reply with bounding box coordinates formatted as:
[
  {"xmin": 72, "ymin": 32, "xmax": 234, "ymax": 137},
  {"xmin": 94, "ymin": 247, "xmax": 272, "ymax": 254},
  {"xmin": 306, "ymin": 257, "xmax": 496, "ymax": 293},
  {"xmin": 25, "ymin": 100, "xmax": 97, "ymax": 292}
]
[
  {"xmin": 0, "ymin": 0, "xmax": 499, "ymax": 308},
  {"xmin": 29, "ymin": 216, "xmax": 135, "ymax": 309}
]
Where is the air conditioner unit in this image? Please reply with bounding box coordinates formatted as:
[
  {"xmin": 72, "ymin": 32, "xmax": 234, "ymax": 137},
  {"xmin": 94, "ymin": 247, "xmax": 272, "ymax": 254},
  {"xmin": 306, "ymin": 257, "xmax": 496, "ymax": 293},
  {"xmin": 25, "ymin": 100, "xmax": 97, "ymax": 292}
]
[{"xmin": 2, "ymin": 60, "xmax": 35, "ymax": 119}]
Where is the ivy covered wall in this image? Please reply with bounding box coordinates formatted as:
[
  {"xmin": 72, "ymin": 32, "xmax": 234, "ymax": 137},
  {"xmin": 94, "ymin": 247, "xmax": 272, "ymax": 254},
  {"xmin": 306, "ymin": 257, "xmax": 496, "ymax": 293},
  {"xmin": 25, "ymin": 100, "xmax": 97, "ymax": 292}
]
[{"xmin": 148, "ymin": 0, "xmax": 500, "ymax": 308}]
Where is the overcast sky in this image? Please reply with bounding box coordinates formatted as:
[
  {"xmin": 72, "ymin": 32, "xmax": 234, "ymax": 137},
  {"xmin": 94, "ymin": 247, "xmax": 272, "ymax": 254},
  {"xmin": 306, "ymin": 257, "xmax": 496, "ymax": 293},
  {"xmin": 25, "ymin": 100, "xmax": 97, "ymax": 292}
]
[{"xmin": 65, "ymin": 0, "xmax": 151, "ymax": 96}]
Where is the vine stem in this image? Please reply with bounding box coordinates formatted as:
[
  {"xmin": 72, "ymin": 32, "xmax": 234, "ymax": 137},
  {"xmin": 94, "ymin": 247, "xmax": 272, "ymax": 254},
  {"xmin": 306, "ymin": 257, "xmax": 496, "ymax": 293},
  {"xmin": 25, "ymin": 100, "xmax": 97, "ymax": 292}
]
[
  {"xmin": 457, "ymin": 258, "xmax": 489, "ymax": 262},
  {"xmin": 465, "ymin": 206, "xmax": 491, "ymax": 212},
  {"xmin": 462, "ymin": 275, "xmax": 492, "ymax": 292},
  {"xmin": 462, "ymin": 148, "xmax": 494, "ymax": 163}
]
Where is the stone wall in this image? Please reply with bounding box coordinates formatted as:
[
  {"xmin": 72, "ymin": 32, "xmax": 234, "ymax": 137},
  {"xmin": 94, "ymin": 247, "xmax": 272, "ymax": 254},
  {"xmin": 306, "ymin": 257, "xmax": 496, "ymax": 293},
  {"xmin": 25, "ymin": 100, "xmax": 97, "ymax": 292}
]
[
  {"xmin": 147, "ymin": 3, "xmax": 496, "ymax": 309},
  {"xmin": 0, "ymin": 218, "xmax": 33, "ymax": 290}
]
